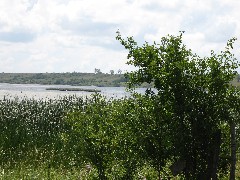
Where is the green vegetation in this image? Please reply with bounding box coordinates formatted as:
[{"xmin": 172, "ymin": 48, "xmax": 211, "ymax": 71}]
[
  {"xmin": 0, "ymin": 70, "xmax": 238, "ymax": 88},
  {"xmin": 0, "ymin": 93, "xmax": 239, "ymax": 179},
  {"xmin": 116, "ymin": 31, "xmax": 240, "ymax": 179},
  {"xmin": 46, "ymin": 87, "xmax": 101, "ymax": 92},
  {"xmin": 0, "ymin": 94, "xmax": 179, "ymax": 179},
  {"xmin": 0, "ymin": 72, "xmax": 128, "ymax": 87},
  {"xmin": 0, "ymin": 32, "xmax": 240, "ymax": 179}
]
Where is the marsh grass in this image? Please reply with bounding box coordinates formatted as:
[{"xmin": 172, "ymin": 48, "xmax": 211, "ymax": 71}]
[
  {"xmin": 0, "ymin": 95, "xmax": 86, "ymax": 168},
  {"xmin": 0, "ymin": 94, "xmax": 239, "ymax": 179}
]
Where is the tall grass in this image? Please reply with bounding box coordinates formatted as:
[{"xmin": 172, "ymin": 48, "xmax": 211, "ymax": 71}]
[
  {"xmin": 0, "ymin": 94, "xmax": 162, "ymax": 179},
  {"xmin": 0, "ymin": 95, "xmax": 85, "ymax": 169},
  {"xmin": 0, "ymin": 94, "xmax": 239, "ymax": 179}
]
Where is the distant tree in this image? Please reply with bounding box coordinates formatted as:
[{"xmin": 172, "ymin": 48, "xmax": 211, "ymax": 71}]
[
  {"xmin": 118, "ymin": 69, "xmax": 122, "ymax": 74},
  {"xmin": 55, "ymin": 78, "xmax": 64, "ymax": 85},
  {"xmin": 110, "ymin": 70, "xmax": 114, "ymax": 75},
  {"xmin": 95, "ymin": 68, "xmax": 101, "ymax": 74}
]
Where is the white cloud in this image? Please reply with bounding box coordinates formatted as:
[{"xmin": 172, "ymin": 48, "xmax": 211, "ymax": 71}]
[{"xmin": 0, "ymin": 0, "xmax": 239, "ymax": 73}]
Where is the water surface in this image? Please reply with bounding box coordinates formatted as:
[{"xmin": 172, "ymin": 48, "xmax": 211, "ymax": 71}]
[{"xmin": 0, "ymin": 83, "xmax": 147, "ymax": 100}]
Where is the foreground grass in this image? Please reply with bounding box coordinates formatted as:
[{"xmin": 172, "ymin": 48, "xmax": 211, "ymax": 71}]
[
  {"xmin": 1, "ymin": 160, "xmax": 239, "ymax": 179},
  {"xmin": 0, "ymin": 164, "xmax": 176, "ymax": 180},
  {"xmin": 1, "ymin": 164, "xmax": 238, "ymax": 179},
  {"xmin": 0, "ymin": 94, "xmax": 238, "ymax": 179},
  {"xmin": 0, "ymin": 166, "xmax": 90, "ymax": 180}
]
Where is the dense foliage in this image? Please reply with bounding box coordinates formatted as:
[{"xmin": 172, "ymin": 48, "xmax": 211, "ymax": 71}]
[
  {"xmin": 0, "ymin": 94, "xmax": 179, "ymax": 179},
  {"xmin": 1, "ymin": 32, "xmax": 240, "ymax": 179},
  {"xmin": 0, "ymin": 96, "xmax": 85, "ymax": 168},
  {"xmin": 116, "ymin": 32, "xmax": 240, "ymax": 179},
  {"xmin": 0, "ymin": 93, "xmax": 239, "ymax": 179}
]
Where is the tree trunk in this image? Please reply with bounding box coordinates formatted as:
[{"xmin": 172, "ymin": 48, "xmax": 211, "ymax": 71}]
[
  {"xmin": 230, "ymin": 122, "xmax": 236, "ymax": 180},
  {"xmin": 158, "ymin": 170, "xmax": 161, "ymax": 180},
  {"xmin": 206, "ymin": 130, "xmax": 221, "ymax": 180},
  {"xmin": 211, "ymin": 130, "xmax": 221, "ymax": 180}
]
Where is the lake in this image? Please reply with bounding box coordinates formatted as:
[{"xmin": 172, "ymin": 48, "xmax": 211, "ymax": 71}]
[{"xmin": 0, "ymin": 83, "xmax": 147, "ymax": 100}]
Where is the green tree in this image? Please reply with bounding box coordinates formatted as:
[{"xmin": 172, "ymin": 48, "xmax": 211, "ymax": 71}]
[
  {"xmin": 66, "ymin": 95, "xmax": 143, "ymax": 179},
  {"xmin": 110, "ymin": 70, "xmax": 114, "ymax": 75},
  {"xmin": 116, "ymin": 31, "xmax": 240, "ymax": 179},
  {"xmin": 94, "ymin": 68, "xmax": 101, "ymax": 74},
  {"xmin": 66, "ymin": 94, "xmax": 114, "ymax": 180},
  {"xmin": 118, "ymin": 69, "xmax": 122, "ymax": 74}
]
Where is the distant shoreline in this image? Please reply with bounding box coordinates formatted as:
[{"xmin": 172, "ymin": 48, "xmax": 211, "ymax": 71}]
[
  {"xmin": 46, "ymin": 87, "xmax": 101, "ymax": 92},
  {"xmin": 0, "ymin": 72, "xmax": 127, "ymax": 87},
  {"xmin": 0, "ymin": 73, "xmax": 154, "ymax": 88}
]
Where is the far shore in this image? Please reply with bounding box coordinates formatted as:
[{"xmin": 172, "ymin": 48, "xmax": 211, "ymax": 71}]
[{"xmin": 46, "ymin": 87, "xmax": 101, "ymax": 92}]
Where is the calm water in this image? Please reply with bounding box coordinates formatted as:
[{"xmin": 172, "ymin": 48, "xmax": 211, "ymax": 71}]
[{"xmin": 0, "ymin": 83, "xmax": 147, "ymax": 100}]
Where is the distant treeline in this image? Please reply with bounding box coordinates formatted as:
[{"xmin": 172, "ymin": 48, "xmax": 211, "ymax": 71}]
[
  {"xmin": 0, "ymin": 72, "xmax": 239, "ymax": 88},
  {"xmin": 0, "ymin": 72, "xmax": 129, "ymax": 87}
]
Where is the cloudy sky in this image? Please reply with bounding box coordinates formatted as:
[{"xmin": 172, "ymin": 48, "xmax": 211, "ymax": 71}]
[{"xmin": 0, "ymin": 0, "xmax": 239, "ymax": 73}]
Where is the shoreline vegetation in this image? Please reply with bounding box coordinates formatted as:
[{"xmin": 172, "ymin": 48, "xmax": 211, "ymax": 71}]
[
  {"xmin": 0, "ymin": 72, "xmax": 128, "ymax": 87},
  {"xmin": 0, "ymin": 72, "xmax": 239, "ymax": 88},
  {"xmin": 1, "ymin": 33, "xmax": 240, "ymax": 179},
  {"xmin": 46, "ymin": 87, "xmax": 101, "ymax": 92},
  {"xmin": 0, "ymin": 94, "xmax": 239, "ymax": 179}
]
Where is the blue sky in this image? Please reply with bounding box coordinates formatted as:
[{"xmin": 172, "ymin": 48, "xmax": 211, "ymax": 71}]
[{"xmin": 0, "ymin": 0, "xmax": 239, "ymax": 73}]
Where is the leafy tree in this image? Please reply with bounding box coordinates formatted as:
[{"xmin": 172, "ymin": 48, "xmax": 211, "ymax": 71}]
[
  {"xmin": 66, "ymin": 94, "xmax": 143, "ymax": 179},
  {"xmin": 109, "ymin": 97, "xmax": 145, "ymax": 179},
  {"xmin": 94, "ymin": 68, "xmax": 101, "ymax": 74},
  {"xmin": 110, "ymin": 70, "xmax": 114, "ymax": 75},
  {"xmin": 128, "ymin": 93, "xmax": 174, "ymax": 178},
  {"xmin": 66, "ymin": 94, "xmax": 114, "ymax": 179},
  {"xmin": 118, "ymin": 69, "xmax": 122, "ymax": 74},
  {"xmin": 116, "ymin": 31, "xmax": 240, "ymax": 179}
]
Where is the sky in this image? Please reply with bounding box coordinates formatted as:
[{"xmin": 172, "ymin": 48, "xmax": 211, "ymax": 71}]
[{"xmin": 0, "ymin": 0, "xmax": 239, "ymax": 73}]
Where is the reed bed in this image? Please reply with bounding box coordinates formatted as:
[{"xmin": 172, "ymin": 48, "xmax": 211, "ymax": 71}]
[
  {"xmin": 0, "ymin": 94, "xmax": 156, "ymax": 179},
  {"xmin": 0, "ymin": 95, "xmax": 86, "ymax": 169}
]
